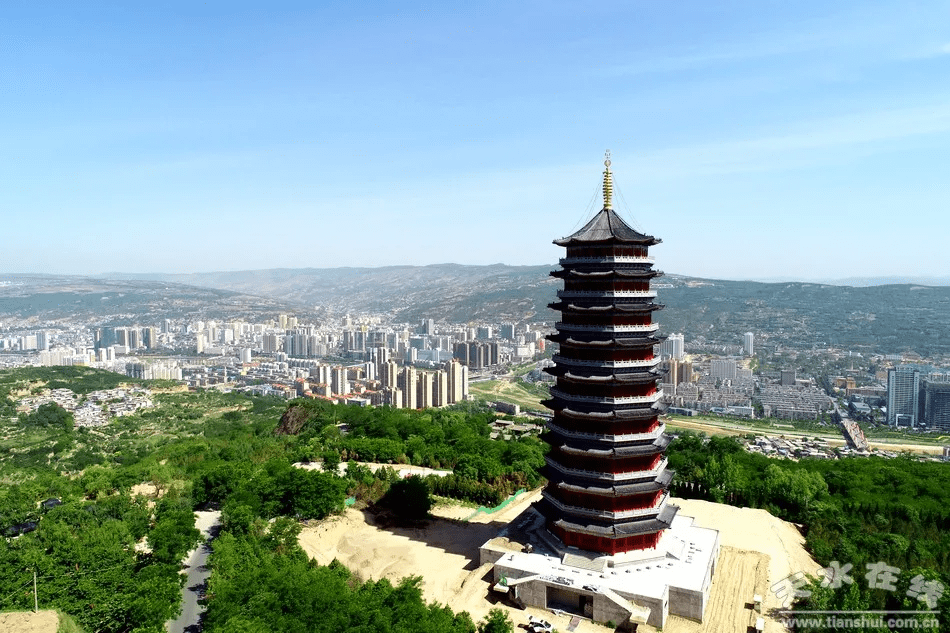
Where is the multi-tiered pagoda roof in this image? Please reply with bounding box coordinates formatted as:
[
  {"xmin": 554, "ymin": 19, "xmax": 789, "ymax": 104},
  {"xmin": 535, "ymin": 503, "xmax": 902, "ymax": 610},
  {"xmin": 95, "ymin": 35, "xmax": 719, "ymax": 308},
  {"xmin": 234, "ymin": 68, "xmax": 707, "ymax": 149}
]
[{"xmin": 538, "ymin": 154, "xmax": 677, "ymax": 555}]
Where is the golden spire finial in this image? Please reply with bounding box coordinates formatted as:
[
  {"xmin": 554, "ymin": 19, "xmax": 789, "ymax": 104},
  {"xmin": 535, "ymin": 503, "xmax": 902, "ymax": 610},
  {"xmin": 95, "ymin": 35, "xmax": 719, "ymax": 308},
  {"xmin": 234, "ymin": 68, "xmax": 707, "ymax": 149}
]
[{"xmin": 603, "ymin": 150, "xmax": 613, "ymax": 209}]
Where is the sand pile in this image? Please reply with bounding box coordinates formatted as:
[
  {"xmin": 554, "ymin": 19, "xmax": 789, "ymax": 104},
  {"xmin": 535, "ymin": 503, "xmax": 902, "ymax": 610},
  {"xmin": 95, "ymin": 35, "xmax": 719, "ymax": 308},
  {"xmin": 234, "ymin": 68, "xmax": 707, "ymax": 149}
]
[
  {"xmin": 672, "ymin": 497, "xmax": 821, "ymax": 588},
  {"xmin": 0, "ymin": 610, "xmax": 59, "ymax": 633},
  {"xmin": 298, "ymin": 492, "xmax": 818, "ymax": 633}
]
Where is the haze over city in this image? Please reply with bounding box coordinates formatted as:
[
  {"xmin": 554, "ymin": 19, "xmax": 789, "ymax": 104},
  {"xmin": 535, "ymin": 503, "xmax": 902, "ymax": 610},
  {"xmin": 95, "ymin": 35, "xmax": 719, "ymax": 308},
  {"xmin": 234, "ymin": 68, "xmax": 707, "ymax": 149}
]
[{"xmin": 3, "ymin": 1, "xmax": 950, "ymax": 281}]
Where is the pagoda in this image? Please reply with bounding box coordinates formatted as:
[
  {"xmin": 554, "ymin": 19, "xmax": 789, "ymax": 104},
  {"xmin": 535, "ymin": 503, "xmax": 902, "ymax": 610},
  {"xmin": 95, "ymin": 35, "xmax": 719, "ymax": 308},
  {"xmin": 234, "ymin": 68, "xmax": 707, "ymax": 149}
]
[{"xmin": 538, "ymin": 153, "xmax": 677, "ymax": 555}]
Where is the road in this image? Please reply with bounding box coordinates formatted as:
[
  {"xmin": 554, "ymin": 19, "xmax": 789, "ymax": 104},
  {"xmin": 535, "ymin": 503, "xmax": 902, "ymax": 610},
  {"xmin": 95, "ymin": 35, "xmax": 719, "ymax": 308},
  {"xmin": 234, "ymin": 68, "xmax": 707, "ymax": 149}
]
[
  {"xmin": 666, "ymin": 414, "xmax": 943, "ymax": 455},
  {"xmin": 166, "ymin": 510, "xmax": 221, "ymax": 633}
]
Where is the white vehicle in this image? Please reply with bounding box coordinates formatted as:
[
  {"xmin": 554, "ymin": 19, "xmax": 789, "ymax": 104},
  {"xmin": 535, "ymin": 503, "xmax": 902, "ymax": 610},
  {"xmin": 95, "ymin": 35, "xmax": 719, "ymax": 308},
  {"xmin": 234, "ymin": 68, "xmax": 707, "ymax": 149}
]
[{"xmin": 527, "ymin": 615, "xmax": 554, "ymax": 632}]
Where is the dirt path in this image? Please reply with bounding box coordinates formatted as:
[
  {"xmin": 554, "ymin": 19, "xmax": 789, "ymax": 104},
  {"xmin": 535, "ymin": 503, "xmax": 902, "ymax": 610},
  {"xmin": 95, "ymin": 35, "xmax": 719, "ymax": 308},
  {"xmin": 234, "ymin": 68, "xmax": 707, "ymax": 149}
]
[{"xmin": 166, "ymin": 510, "xmax": 221, "ymax": 633}]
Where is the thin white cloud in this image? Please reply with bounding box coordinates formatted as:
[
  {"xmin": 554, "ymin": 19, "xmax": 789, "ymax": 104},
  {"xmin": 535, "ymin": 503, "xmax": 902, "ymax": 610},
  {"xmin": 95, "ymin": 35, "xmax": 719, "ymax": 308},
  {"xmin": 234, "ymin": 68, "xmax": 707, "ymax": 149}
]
[
  {"xmin": 599, "ymin": 4, "xmax": 949, "ymax": 77},
  {"xmin": 629, "ymin": 100, "xmax": 950, "ymax": 178},
  {"xmin": 897, "ymin": 41, "xmax": 950, "ymax": 60}
]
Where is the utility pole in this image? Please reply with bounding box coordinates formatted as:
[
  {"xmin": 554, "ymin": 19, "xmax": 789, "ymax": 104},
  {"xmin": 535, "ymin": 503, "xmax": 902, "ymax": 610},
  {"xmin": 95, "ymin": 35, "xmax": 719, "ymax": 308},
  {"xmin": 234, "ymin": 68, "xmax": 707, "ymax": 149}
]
[{"xmin": 33, "ymin": 569, "xmax": 38, "ymax": 612}]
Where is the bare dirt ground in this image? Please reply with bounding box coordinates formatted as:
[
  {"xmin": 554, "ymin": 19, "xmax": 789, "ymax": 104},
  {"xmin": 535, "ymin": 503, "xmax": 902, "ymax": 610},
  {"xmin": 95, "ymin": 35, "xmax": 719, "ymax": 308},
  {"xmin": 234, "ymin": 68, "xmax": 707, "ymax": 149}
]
[
  {"xmin": 664, "ymin": 546, "xmax": 769, "ymax": 633},
  {"xmin": 0, "ymin": 610, "xmax": 59, "ymax": 633},
  {"xmin": 662, "ymin": 498, "xmax": 821, "ymax": 633},
  {"xmin": 672, "ymin": 498, "xmax": 820, "ymax": 590},
  {"xmin": 296, "ymin": 460, "xmax": 452, "ymax": 479},
  {"xmin": 130, "ymin": 482, "xmax": 160, "ymax": 497},
  {"xmin": 298, "ymin": 491, "xmax": 817, "ymax": 633},
  {"xmin": 298, "ymin": 487, "xmax": 609, "ymax": 633}
]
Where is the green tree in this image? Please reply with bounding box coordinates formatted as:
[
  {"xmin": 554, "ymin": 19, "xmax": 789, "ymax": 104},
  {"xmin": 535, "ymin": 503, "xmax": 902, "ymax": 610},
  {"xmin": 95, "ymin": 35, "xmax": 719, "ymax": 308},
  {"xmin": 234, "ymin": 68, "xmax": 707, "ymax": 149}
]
[
  {"xmin": 148, "ymin": 499, "xmax": 201, "ymax": 565},
  {"xmin": 287, "ymin": 468, "xmax": 346, "ymax": 520},
  {"xmin": 26, "ymin": 402, "xmax": 74, "ymax": 431},
  {"xmin": 478, "ymin": 608, "xmax": 513, "ymax": 633},
  {"xmin": 383, "ymin": 475, "xmax": 432, "ymax": 521}
]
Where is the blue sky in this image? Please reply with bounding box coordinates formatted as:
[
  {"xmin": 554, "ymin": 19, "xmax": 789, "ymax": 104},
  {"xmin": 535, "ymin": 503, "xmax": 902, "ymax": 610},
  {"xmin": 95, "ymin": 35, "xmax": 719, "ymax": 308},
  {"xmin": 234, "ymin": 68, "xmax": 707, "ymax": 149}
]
[{"xmin": 2, "ymin": 1, "xmax": 949, "ymax": 280}]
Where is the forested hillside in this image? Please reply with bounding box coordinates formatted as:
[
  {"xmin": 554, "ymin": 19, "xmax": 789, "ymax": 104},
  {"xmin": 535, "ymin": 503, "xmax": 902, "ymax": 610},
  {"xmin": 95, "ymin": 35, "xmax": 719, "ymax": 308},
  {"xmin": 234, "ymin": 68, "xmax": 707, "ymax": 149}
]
[
  {"xmin": 1, "ymin": 367, "xmax": 947, "ymax": 631},
  {"xmin": 670, "ymin": 433, "xmax": 950, "ymax": 630}
]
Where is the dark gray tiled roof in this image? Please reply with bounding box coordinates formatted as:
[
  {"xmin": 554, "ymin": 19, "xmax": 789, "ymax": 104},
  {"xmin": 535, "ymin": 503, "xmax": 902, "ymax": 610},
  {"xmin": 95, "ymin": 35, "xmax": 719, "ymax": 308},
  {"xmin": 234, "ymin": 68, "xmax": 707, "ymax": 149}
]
[{"xmin": 555, "ymin": 208, "xmax": 659, "ymax": 246}]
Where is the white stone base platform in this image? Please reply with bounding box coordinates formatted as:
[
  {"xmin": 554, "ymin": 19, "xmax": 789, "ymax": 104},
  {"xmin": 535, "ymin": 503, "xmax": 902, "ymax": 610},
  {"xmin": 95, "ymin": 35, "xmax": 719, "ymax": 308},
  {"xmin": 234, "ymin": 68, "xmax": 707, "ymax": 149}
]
[{"xmin": 480, "ymin": 505, "xmax": 720, "ymax": 630}]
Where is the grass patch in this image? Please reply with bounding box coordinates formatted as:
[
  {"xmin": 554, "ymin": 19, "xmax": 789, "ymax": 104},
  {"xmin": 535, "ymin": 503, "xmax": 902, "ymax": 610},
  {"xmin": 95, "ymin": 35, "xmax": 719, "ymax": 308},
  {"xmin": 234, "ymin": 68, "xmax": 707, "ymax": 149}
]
[
  {"xmin": 469, "ymin": 380, "xmax": 548, "ymax": 412},
  {"xmin": 56, "ymin": 610, "xmax": 86, "ymax": 633}
]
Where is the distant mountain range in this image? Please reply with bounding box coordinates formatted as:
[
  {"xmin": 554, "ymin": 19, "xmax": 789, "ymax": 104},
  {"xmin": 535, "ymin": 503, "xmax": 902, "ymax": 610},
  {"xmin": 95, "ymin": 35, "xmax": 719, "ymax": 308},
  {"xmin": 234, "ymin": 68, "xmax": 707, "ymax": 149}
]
[
  {"xmin": 3, "ymin": 265, "xmax": 950, "ymax": 356},
  {"xmin": 750, "ymin": 276, "xmax": 950, "ymax": 287},
  {"xmin": 0, "ymin": 274, "xmax": 289, "ymax": 324},
  {"xmin": 98, "ymin": 265, "xmax": 559, "ymax": 324}
]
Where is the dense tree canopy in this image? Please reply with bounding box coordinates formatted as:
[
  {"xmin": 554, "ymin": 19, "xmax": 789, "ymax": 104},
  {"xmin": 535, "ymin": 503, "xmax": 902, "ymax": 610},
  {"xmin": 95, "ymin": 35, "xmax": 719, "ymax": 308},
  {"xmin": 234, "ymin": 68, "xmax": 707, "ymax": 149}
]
[
  {"xmin": 3, "ymin": 365, "xmax": 947, "ymax": 632},
  {"xmin": 23, "ymin": 402, "xmax": 74, "ymax": 432},
  {"xmin": 383, "ymin": 475, "xmax": 433, "ymax": 521},
  {"xmin": 204, "ymin": 522, "xmax": 478, "ymax": 633},
  {"xmin": 667, "ymin": 432, "xmax": 950, "ymax": 627}
]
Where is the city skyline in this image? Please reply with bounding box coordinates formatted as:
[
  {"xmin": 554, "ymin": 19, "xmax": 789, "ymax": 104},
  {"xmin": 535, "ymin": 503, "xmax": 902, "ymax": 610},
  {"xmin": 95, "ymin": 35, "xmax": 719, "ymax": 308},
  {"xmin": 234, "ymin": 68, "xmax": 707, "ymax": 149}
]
[{"xmin": 3, "ymin": 1, "xmax": 950, "ymax": 280}]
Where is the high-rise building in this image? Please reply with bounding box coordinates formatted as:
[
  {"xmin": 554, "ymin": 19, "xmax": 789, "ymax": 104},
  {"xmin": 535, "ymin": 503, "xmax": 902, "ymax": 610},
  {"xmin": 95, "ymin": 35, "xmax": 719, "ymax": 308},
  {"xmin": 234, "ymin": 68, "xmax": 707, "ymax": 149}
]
[
  {"xmin": 416, "ymin": 371, "xmax": 434, "ymax": 409},
  {"xmin": 331, "ymin": 367, "xmax": 348, "ymax": 396},
  {"xmin": 921, "ymin": 377, "xmax": 950, "ymax": 431},
  {"xmin": 539, "ymin": 157, "xmax": 675, "ymax": 555},
  {"xmin": 743, "ymin": 332, "xmax": 754, "ymax": 357},
  {"xmin": 381, "ymin": 360, "xmax": 400, "ymax": 389},
  {"xmin": 94, "ymin": 327, "xmax": 118, "ymax": 351},
  {"xmin": 445, "ymin": 359, "xmax": 465, "ymax": 404},
  {"xmin": 660, "ymin": 359, "xmax": 678, "ymax": 389},
  {"xmin": 401, "ymin": 366, "xmax": 418, "ymax": 409},
  {"xmin": 780, "ymin": 369, "xmax": 797, "ymax": 386},
  {"xmin": 710, "ymin": 359, "xmax": 737, "ymax": 381},
  {"xmin": 657, "ymin": 332, "xmax": 684, "ymax": 361},
  {"xmin": 887, "ymin": 366, "xmax": 920, "ymax": 427},
  {"xmin": 363, "ymin": 361, "xmax": 377, "ymax": 381},
  {"xmin": 453, "ymin": 341, "xmax": 498, "ymax": 369},
  {"xmin": 679, "ymin": 360, "xmax": 693, "ymax": 384},
  {"xmin": 142, "ymin": 327, "xmax": 157, "ymax": 350},
  {"xmin": 433, "ymin": 370, "xmax": 448, "ymax": 407},
  {"xmin": 262, "ymin": 334, "xmax": 280, "ymax": 354}
]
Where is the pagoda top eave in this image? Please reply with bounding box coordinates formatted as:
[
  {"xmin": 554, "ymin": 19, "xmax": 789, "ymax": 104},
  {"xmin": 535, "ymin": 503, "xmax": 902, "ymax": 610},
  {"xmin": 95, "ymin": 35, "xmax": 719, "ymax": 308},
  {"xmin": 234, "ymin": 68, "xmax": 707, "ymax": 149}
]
[{"xmin": 554, "ymin": 208, "xmax": 660, "ymax": 247}]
